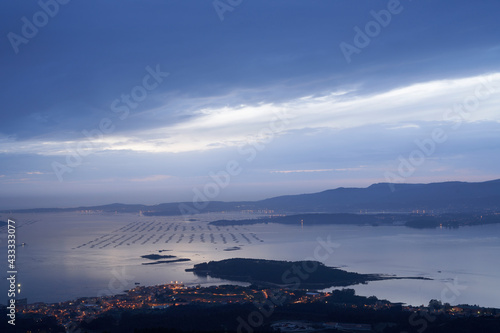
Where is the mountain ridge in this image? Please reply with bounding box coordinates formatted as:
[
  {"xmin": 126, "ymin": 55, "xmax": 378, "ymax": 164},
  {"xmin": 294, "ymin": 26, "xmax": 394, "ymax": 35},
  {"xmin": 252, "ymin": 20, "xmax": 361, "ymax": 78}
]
[{"xmin": 2, "ymin": 179, "xmax": 499, "ymax": 214}]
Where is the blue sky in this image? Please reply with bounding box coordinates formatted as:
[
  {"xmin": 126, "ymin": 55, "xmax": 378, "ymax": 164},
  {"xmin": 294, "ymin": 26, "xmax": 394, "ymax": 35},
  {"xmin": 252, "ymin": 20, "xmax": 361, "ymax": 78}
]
[{"xmin": 1, "ymin": 0, "xmax": 499, "ymax": 209}]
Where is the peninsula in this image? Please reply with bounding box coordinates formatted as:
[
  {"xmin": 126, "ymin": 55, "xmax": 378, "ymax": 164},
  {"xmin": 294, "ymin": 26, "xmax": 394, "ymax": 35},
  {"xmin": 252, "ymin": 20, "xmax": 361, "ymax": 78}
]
[{"xmin": 185, "ymin": 258, "xmax": 430, "ymax": 289}]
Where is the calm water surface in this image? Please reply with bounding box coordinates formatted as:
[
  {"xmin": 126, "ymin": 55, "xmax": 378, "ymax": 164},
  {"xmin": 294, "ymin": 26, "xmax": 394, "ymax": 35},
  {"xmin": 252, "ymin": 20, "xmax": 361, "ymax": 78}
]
[{"xmin": 1, "ymin": 212, "xmax": 499, "ymax": 308}]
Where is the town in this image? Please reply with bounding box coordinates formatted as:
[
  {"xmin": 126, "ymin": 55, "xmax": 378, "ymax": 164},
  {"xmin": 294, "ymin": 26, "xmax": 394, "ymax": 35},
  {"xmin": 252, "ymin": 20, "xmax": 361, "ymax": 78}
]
[{"xmin": 6, "ymin": 282, "xmax": 499, "ymax": 332}]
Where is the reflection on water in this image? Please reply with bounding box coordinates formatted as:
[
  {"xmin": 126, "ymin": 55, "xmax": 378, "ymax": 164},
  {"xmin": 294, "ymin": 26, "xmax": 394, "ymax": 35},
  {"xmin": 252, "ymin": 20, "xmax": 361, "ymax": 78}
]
[
  {"xmin": 73, "ymin": 219, "xmax": 264, "ymax": 250},
  {"xmin": 0, "ymin": 212, "xmax": 499, "ymax": 308}
]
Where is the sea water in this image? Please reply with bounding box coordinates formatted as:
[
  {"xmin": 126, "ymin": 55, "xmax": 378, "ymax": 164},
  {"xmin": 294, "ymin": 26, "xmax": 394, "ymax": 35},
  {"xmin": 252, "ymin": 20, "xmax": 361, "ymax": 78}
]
[{"xmin": 0, "ymin": 212, "xmax": 499, "ymax": 308}]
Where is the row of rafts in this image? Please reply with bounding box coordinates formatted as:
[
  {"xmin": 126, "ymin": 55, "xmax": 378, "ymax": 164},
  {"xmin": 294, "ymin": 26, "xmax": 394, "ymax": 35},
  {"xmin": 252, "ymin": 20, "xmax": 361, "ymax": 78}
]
[
  {"xmin": 116, "ymin": 221, "xmax": 241, "ymax": 234},
  {"xmin": 73, "ymin": 232, "xmax": 264, "ymax": 249},
  {"xmin": 73, "ymin": 221, "xmax": 263, "ymax": 250}
]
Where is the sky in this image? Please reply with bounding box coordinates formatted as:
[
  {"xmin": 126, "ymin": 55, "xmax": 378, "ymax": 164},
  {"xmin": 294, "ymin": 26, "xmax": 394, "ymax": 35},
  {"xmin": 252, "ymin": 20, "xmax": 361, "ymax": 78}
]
[{"xmin": 0, "ymin": 0, "xmax": 499, "ymax": 209}]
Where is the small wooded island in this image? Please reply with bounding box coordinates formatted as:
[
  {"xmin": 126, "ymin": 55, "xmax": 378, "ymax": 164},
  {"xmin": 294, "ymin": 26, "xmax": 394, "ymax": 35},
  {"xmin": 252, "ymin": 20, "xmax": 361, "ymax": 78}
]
[
  {"xmin": 141, "ymin": 254, "xmax": 191, "ymax": 265},
  {"xmin": 141, "ymin": 254, "xmax": 176, "ymax": 260},
  {"xmin": 186, "ymin": 258, "xmax": 430, "ymax": 289}
]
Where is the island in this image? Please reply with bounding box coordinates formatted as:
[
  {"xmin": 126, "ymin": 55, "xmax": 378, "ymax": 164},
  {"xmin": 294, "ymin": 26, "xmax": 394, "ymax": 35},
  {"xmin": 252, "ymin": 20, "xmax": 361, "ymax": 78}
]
[
  {"xmin": 142, "ymin": 258, "xmax": 191, "ymax": 265},
  {"xmin": 223, "ymin": 246, "xmax": 241, "ymax": 251},
  {"xmin": 185, "ymin": 258, "xmax": 430, "ymax": 288},
  {"xmin": 141, "ymin": 253, "xmax": 191, "ymax": 265},
  {"xmin": 141, "ymin": 254, "xmax": 176, "ymax": 260}
]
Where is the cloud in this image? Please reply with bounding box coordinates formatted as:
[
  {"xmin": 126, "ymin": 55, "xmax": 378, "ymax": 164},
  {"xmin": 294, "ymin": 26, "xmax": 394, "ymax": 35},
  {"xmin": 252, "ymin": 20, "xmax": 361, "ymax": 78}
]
[
  {"xmin": 271, "ymin": 167, "xmax": 366, "ymax": 174},
  {"xmin": 129, "ymin": 175, "xmax": 172, "ymax": 182},
  {"xmin": 1, "ymin": 72, "xmax": 499, "ymax": 157},
  {"xmin": 387, "ymin": 124, "xmax": 421, "ymax": 130},
  {"xmin": 271, "ymin": 169, "xmax": 335, "ymax": 174}
]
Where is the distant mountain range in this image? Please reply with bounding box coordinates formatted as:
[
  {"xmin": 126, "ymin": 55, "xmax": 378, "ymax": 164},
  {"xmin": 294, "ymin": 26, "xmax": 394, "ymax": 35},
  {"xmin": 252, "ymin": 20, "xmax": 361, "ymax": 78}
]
[
  {"xmin": 256, "ymin": 179, "xmax": 500, "ymax": 213},
  {"xmin": 3, "ymin": 179, "xmax": 500, "ymax": 215}
]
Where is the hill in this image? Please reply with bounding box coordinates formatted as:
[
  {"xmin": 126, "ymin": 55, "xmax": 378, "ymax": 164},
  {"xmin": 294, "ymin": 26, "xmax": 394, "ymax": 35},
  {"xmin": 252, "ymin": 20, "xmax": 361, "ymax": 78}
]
[
  {"xmin": 185, "ymin": 258, "xmax": 430, "ymax": 289},
  {"xmin": 257, "ymin": 179, "xmax": 500, "ymax": 213},
  {"xmin": 3, "ymin": 179, "xmax": 499, "ymax": 214}
]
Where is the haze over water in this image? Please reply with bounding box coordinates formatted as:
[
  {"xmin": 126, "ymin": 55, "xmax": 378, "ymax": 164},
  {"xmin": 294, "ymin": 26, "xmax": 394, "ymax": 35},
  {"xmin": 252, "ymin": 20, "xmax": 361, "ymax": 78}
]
[{"xmin": 2, "ymin": 211, "xmax": 499, "ymax": 308}]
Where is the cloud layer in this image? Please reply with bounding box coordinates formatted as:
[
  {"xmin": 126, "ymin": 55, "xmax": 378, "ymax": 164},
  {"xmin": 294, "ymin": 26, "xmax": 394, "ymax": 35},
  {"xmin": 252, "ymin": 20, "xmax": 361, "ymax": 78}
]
[{"xmin": 1, "ymin": 0, "xmax": 499, "ymax": 208}]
